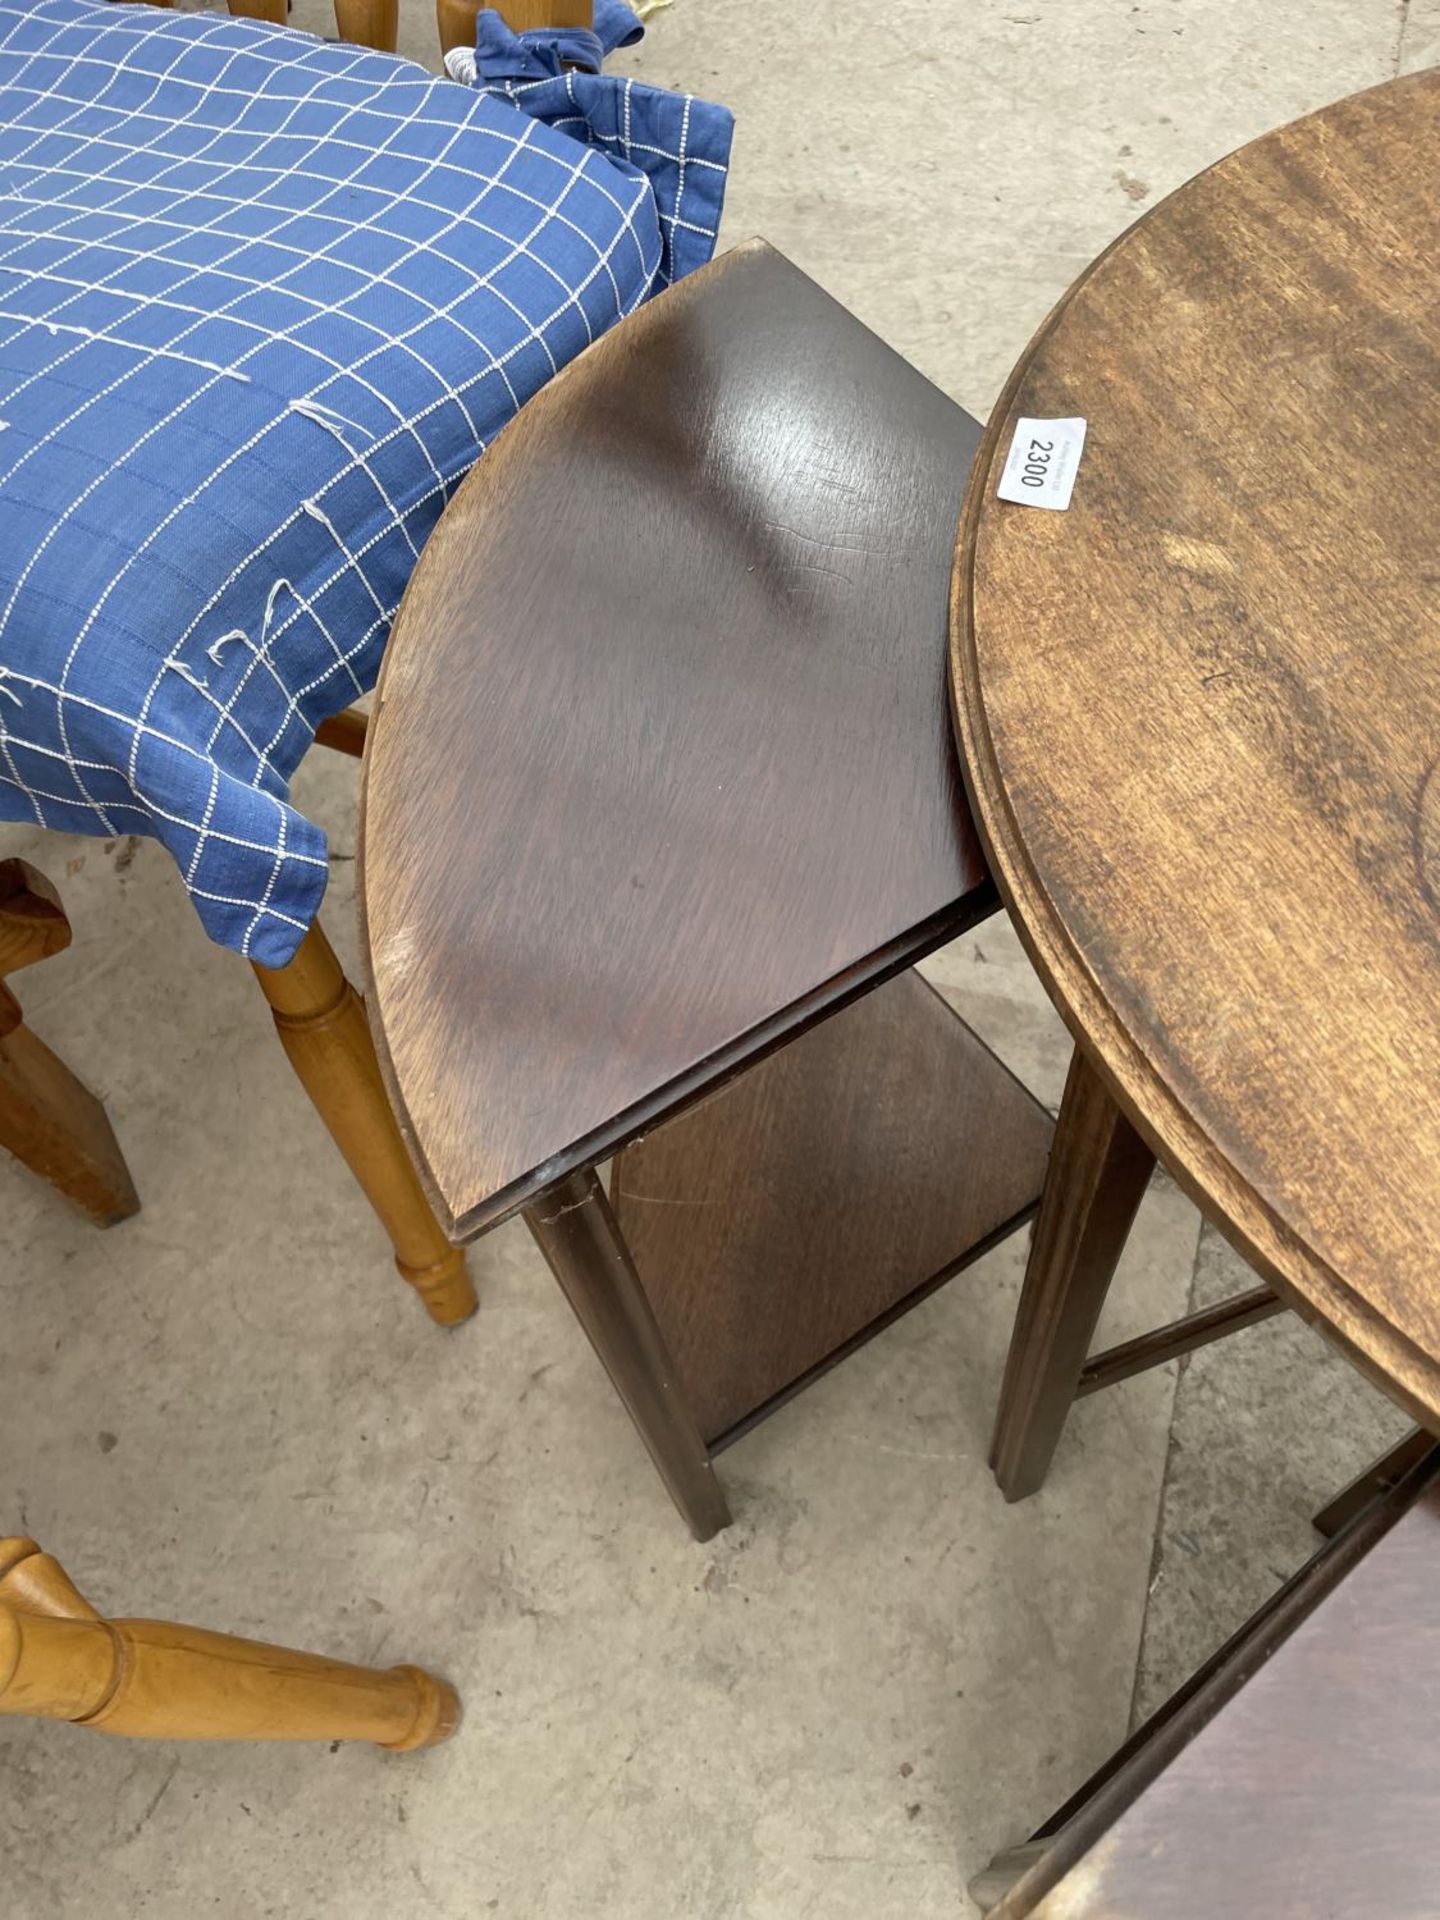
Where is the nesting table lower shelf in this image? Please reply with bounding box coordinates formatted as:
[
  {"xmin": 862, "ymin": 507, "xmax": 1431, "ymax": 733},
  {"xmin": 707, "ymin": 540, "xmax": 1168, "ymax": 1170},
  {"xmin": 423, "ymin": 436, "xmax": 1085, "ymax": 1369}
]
[{"xmin": 612, "ymin": 970, "xmax": 1054, "ymax": 1452}]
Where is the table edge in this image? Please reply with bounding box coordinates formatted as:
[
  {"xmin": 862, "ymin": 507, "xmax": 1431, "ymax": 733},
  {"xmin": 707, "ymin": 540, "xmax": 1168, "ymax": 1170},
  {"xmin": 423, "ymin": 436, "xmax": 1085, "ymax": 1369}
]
[{"xmin": 947, "ymin": 99, "xmax": 1440, "ymax": 1431}]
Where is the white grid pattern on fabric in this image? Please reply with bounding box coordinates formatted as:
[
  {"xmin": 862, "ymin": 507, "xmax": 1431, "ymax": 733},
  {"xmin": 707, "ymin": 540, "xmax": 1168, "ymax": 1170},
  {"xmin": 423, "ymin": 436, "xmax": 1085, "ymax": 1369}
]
[{"xmin": 0, "ymin": 0, "xmax": 696, "ymax": 962}]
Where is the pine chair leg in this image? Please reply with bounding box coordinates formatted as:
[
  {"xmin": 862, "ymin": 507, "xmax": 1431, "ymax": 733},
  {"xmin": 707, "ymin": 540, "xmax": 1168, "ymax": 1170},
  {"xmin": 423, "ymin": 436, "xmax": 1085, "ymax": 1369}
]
[
  {"xmin": 314, "ymin": 706, "xmax": 369, "ymax": 758},
  {"xmin": 252, "ymin": 921, "xmax": 476, "ymax": 1327},
  {"xmin": 333, "ymin": 0, "xmax": 398, "ymax": 49},
  {"xmin": 0, "ymin": 1539, "xmax": 459, "ymax": 1749},
  {"xmin": 227, "ymin": 1, "xmax": 288, "ymax": 23},
  {"xmin": 436, "ymin": 0, "xmax": 479, "ymax": 55},
  {"xmin": 0, "ymin": 862, "xmax": 139, "ymax": 1226}
]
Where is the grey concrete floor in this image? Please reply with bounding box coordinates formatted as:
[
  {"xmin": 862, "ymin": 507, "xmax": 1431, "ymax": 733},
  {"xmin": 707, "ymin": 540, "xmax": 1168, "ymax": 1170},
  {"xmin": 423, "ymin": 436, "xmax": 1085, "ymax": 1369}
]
[{"xmin": 0, "ymin": 3, "xmax": 1429, "ymax": 1915}]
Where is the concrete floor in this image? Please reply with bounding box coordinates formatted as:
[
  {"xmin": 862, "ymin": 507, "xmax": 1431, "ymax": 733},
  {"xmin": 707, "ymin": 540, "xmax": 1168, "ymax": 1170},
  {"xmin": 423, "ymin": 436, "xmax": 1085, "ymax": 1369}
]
[{"xmin": 0, "ymin": 3, "xmax": 1427, "ymax": 1914}]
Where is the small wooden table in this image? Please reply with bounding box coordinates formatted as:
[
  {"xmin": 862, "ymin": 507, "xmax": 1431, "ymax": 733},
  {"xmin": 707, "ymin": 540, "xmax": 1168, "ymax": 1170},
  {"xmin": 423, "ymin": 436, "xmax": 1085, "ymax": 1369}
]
[
  {"xmin": 980, "ymin": 1448, "xmax": 1440, "ymax": 1917},
  {"xmin": 951, "ymin": 72, "xmax": 1440, "ymax": 1497},
  {"xmin": 362, "ymin": 243, "xmax": 1053, "ymax": 1538}
]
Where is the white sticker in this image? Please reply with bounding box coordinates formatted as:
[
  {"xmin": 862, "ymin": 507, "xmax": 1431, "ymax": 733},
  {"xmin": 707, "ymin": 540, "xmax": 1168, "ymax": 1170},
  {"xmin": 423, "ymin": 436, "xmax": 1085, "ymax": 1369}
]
[{"xmin": 996, "ymin": 416, "xmax": 1087, "ymax": 512}]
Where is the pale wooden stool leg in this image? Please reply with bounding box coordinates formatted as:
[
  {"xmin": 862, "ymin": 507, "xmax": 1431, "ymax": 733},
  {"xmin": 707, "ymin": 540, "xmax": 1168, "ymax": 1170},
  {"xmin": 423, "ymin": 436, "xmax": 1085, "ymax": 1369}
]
[
  {"xmin": 227, "ymin": 0, "xmax": 288, "ymax": 23},
  {"xmin": 0, "ymin": 862, "xmax": 139, "ymax": 1227},
  {"xmin": 333, "ymin": 0, "xmax": 398, "ymax": 49},
  {"xmin": 525, "ymin": 1169, "xmax": 731, "ymax": 1541},
  {"xmin": 990, "ymin": 1046, "xmax": 1155, "ymax": 1501},
  {"xmin": 0, "ymin": 1540, "xmax": 458, "ymax": 1749},
  {"xmin": 252, "ymin": 921, "xmax": 476, "ymax": 1327}
]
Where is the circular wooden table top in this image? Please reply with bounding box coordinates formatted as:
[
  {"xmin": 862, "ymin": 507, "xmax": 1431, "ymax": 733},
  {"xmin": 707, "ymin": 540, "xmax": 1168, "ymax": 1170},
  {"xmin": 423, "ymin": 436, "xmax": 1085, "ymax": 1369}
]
[{"xmin": 951, "ymin": 72, "xmax": 1440, "ymax": 1428}]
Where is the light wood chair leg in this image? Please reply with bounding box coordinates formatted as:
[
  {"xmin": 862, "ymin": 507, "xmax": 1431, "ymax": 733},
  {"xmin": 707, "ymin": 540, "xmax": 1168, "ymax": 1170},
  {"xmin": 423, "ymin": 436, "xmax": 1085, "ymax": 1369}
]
[
  {"xmin": 333, "ymin": 0, "xmax": 398, "ymax": 48},
  {"xmin": 314, "ymin": 706, "xmax": 369, "ymax": 758},
  {"xmin": 439, "ymin": 0, "xmax": 592, "ymax": 55},
  {"xmin": 227, "ymin": 0, "xmax": 288, "ymax": 23},
  {"xmin": 436, "ymin": 0, "xmax": 477, "ymax": 56},
  {"xmin": 252, "ymin": 920, "xmax": 476, "ymax": 1327},
  {"xmin": 990, "ymin": 1046, "xmax": 1155, "ymax": 1501},
  {"xmin": 0, "ymin": 1539, "xmax": 458, "ymax": 1748},
  {"xmin": 524, "ymin": 1168, "xmax": 731, "ymax": 1541},
  {"xmin": 0, "ymin": 862, "xmax": 139, "ymax": 1226}
]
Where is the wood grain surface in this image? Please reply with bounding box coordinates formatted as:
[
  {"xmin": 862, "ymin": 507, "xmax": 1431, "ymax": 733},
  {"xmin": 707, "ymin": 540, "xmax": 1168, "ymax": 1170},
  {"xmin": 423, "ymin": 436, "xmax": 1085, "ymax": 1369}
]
[
  {"xmin": 613, "ymin": 971, "xmax": 1052, "ymax": 1446},
  {"xmin": 951, "ymin": 73, "xmax": 1440, "ymax": 1428},
  {"xmin": 363, "ymin": 241, "xmax": 990, "ymax": 1237},
  {"xmin": 994, "ymin": 1455, "xmax": 1440, "ymax": 1917}
]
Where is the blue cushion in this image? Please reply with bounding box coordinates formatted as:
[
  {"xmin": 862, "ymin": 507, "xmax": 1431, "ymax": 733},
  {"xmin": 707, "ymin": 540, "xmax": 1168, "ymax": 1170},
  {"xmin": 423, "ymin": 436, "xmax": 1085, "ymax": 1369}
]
[{"xmin": 0, "ymin": 0, "xmax": 729, "ymax": 963}]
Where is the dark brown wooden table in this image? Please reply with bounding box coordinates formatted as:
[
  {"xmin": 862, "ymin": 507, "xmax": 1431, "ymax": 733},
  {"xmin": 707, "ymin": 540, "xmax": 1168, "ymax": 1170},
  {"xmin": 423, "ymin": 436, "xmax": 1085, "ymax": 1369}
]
[
  {"xmin": 361, "ymin": 242, "xmax": 1053, "ymax": 1538},
  {"xmin": 950, "ymin": 73, "xmax": 1440, "ymax": 1499},
  {"xmin": 980, "ymin": 1447, "xmax": 1440, "ymax": 1917}
]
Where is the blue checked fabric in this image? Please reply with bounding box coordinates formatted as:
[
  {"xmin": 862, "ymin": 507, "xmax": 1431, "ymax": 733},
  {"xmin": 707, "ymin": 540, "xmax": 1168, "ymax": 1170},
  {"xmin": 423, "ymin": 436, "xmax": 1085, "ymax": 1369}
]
[{"xmin": 0, "ymin": 0, "xmax": 732, "ymax": 964}]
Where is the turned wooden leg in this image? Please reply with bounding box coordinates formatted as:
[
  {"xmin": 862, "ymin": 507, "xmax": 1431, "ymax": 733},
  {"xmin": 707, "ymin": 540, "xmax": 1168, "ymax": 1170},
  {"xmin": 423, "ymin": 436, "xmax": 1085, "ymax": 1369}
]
[
  {"xmin": 525, "ymin": 1169, "xmax": 731, "ymax": 1541},
  {"xmin": 990, "ymin": 1046, "xmax": 1155, "ymax": 1501},
  {"xmin": 0, "ymin": 862, "xmax": 139, "ymax": 1227},
  {"xmin": 227, "ymin": 0, "xmax": 288, "ymax": 23},
  {"xmin": 333, "ymin": 0, "xmax": 398, "ymax": 48},
  {"xmin": 0, "ymin": 1539, "xmax": 458, "ymax": 1748},
  {"xmin": 252, "ymin": 920, "xmax": 476, "ymax": 1327}
]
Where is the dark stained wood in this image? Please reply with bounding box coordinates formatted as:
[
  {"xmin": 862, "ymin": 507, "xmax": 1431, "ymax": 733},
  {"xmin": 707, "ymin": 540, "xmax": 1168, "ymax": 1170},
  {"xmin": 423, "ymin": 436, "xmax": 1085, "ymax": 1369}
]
[
  {"xmin": 952, "ymin": 73, "xmax": 1440, "ymax": 1434},
  {"xmin": 1075, "ymin": 1284, "xmax": 1282, "ymax": 1398},
  {"xmin": 523, "ymin": 1167, "xmax": 732, "ymax": 1541},
  {"xmin": 613, "ymin": 971, "xmax": 1053, "ymax": 1447},
  {"xmin": 988, "ymin": 1449, "xmax": 1440, "ymax": 1917},
  {"xmin": 313, "ymin": 707, "xmax": 368, "ymax": 759},
  {"xmin": 1312, "ymin": 1426, "xmax": 1433, "ymax": 1539},
  {"xmin": 989, "ymin": 1046, "xmax": 1153, "ymax": 1500},
  {"xmin": 361, "ymin": 241, "xmax": 990, "ymax": 1240}
]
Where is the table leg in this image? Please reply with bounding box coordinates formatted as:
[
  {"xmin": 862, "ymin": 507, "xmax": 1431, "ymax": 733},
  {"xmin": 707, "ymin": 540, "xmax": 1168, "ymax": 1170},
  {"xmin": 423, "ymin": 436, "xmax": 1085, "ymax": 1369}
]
[
  {"xmin": 252, "ymin": 921, "xmax": 476, "ymax": 1328},
  {"xmin": 991, "ymin": 1046, "xmax": 1155, "ymax": 1501},
  {"xmin": 524, "ymin": 1169, "xmax": 732, "ymax": 1542}
]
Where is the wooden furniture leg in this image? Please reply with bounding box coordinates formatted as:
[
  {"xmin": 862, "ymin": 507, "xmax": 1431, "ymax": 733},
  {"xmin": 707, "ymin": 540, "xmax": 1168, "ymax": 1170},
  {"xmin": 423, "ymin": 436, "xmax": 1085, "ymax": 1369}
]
[
  {"xmin": 333, "ymin": 0, "xmax": 398, "ymax": 49},
  {"xmin": 314, "ymin": 706, "xmax": 369, "ymax": 758},
  {"xmin": 0, "ymin": 1538, "xmax": 457, "ymax": 1748},
  {"xmin": 0, "ymin": 862, "xmax": 139, "ymax": 1227},
  {"xmin": 252, "ymin": 921, "xmax": 476, "ymax": 1327},
  {"xmin": 991, "ymin": 1047, "xmax": 1155, "ymax": 1501},
  {"xmin": 524, "ymin": 1169, "xmax": 732, "ymax": 1541},
  {"xmin": 438, "ymin": 0, "xmax": 591, "ymax": 58},
  {"xmin": 226, "ymin": 0, "xmax": 287, "ymax": 21}
]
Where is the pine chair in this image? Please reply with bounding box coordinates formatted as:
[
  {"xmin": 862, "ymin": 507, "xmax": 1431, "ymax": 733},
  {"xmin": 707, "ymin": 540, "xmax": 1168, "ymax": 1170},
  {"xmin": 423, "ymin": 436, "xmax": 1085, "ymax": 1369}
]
[{"xmin": 3, "ymin": 0, "xmax": 697, "ymax": 1329}]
